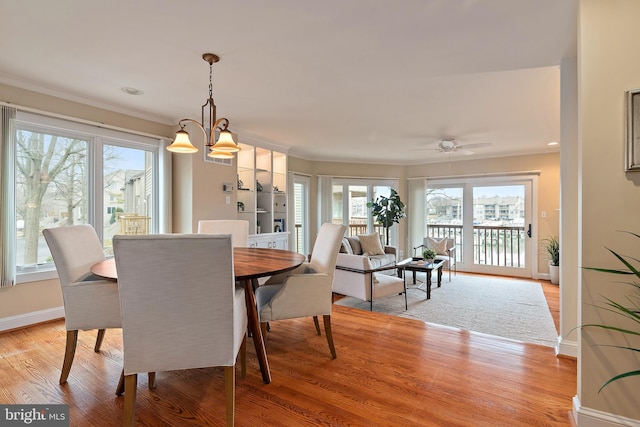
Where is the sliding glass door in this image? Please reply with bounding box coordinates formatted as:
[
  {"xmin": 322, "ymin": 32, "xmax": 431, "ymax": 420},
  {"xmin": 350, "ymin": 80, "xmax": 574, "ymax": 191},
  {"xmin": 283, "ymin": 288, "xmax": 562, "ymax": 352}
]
[{"xmin": 426, "ymin": 177, "xmax": 534, "ymax": 277}]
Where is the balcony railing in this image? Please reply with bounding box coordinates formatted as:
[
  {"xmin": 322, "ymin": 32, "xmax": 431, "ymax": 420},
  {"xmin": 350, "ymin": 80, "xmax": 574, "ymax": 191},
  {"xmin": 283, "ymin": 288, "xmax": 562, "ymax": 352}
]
[
  {"xmin": 294, "ymin": 222, "xmax": 384, "ymax": 254},
  {"xmin": 426, "ymin": 223, "xmax": 526, "ymax": 267}
]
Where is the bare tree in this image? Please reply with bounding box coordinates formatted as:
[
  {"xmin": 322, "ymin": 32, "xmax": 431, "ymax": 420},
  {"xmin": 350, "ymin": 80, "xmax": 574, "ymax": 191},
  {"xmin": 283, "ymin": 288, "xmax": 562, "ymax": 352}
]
[
  {"xmin": 51, "ymin": 150, "xmax": 86, "ymax": 226},
  {"xmin": 15, "ymin": 130, "xmax": 85, "ymax": 265}
]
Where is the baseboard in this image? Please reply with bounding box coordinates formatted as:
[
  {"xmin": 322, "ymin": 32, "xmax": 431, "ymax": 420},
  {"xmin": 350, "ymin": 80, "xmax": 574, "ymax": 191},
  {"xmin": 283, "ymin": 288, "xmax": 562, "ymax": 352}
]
[
  {"xmin": 538, "ymin": 272, "xmax": 550, "ymax": 281},
  {"xmin": 556, "ymin": 335, "xmax": 577, "ymax": 358},
  {"xmin": 573, "ymin": 396, "xmax": 640, "ymax": 426},
  {"xmin": 0, "ymin": 307, "xmax": 64, "ymax": 332}
]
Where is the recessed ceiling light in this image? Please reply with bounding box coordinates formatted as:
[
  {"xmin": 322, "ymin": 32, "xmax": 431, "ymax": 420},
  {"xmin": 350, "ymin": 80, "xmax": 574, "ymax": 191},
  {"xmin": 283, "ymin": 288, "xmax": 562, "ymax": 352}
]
[
  {"xmin": 547, "ymin": 141, "xmax": 559, "ymax": 146},
  {"xmin": 121, "ymin": 87, "xmax": 144, "ymax": 96}
]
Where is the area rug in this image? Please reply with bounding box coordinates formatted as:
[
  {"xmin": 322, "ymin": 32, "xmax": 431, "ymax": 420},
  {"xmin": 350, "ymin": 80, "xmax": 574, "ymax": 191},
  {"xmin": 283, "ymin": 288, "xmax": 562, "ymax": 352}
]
[{"xmin": 334, "ymin": 273, "xmax": 559, "ymax": 347}]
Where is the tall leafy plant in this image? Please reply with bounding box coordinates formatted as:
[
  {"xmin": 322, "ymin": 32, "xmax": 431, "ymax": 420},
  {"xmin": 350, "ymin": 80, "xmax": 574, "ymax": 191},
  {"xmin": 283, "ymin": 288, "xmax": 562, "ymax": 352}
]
[
  {"xmin": 582, "ymin": 231, "xmax": 640, "ymax": 392},
  {"xmin": 543, "ymin": 235, "xmax": 560, "ymax": 266},
  {"xmin": 366, "ymin": 189, "xmax": 406, "ymax": 245}
]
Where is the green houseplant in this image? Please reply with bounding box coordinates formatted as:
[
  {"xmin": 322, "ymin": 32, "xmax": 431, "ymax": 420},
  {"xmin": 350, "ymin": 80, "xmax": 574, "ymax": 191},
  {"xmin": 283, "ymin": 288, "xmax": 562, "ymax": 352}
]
[
  {"xmin": 366, "ymin": 189, "xmax": 406, "ymax": 245},
  {"xmin": 542, "ymin": 235, "xmax": 560, "ymax": 284},
  {"xmin": 582, "ymin": 231, "xmax": 640, "ymax": 392},
  {"xmin": 422, "ymin": 248, "xmax": 437, "ymax": 262}
]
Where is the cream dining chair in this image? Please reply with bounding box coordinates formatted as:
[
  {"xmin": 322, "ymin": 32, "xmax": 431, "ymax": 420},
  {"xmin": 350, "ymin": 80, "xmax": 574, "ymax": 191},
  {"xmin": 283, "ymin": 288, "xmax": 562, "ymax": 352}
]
[
  {"xmin": 113, "ymin": 234, "xmax": 247, "ymax": 427},
  {"xmin": 43, "ymin": 224, "xmax": 121, "ymax": 385},
  {"xmin": 198, "ymin": 219, "xmax": 249, "ymax": 247},
  {"xmin": 255, "ymin": 223, "xmax": 346, "ymax": 358}
]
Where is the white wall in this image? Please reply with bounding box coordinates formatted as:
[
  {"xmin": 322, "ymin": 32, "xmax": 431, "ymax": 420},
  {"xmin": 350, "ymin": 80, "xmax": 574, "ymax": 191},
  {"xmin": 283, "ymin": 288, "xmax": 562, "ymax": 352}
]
[{"xmin": 576, "ymin": 0, "xmax": 640, "ymax": 422}]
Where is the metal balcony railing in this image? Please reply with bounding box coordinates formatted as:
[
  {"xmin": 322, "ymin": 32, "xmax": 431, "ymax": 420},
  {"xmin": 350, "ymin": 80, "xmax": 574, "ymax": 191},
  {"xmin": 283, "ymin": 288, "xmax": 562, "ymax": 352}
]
[{"xmin": 426, "ymin": 223, "xmax": 526, "ymax": 267}]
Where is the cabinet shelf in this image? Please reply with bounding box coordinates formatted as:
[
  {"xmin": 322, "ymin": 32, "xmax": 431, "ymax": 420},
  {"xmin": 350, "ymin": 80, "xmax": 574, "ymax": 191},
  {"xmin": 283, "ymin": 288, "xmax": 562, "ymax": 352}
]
[{"xmin": 237, "ymin": 142, "xmax": 287, "ymax": 241}]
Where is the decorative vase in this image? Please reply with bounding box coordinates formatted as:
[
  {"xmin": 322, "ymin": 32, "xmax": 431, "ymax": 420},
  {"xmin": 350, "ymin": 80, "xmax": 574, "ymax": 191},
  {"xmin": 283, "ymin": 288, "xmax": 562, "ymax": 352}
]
[{"xmin": 549, "ymin": 261, "xmax": 559, "ymax": 285}]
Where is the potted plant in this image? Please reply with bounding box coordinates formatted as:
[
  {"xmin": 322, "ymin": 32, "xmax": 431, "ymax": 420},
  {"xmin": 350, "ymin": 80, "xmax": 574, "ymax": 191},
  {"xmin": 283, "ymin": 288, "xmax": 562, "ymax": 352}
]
[
  {"xmin": 581, "ymin": 231, "xmax": 640, "ymax": 392},
  {"xmin": 422, "ymin": 248, "xmax": 437, "ymax": 263},
  {"xmin": 542, "ymin": 235, "xmax": 559, "ymax": 285},
  {"xmin": 366, "ymin": 189, "xmax": 406, "ymax": 245}
]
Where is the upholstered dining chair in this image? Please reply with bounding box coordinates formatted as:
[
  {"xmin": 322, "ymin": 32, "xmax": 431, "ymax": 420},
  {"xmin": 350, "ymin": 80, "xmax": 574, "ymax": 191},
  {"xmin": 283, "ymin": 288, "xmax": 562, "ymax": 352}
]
[
  {"xmin": 113, "ymin": 234, "xmax": 247, "ymax": 427},
  {"xmin": 198, "ymin": 219, "xmax": 249, "ymax": 247},
  {"xmin": 255, "ymin": 223, "xmax": 346, "ymax": 359},
  {"xmin": 42, "ymin": 224, "xmax": 121, "ymax": 385}
]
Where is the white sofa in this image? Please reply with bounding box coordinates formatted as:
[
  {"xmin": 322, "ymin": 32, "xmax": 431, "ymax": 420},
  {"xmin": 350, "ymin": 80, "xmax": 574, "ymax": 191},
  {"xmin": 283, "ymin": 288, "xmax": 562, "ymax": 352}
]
[
  {"xmin": 333, "ymin": 236, "xmax": 406, "ymax": 310},
  {"xmin": 337, "ymin": 235, "xmax": 397, "ymax": 269}
]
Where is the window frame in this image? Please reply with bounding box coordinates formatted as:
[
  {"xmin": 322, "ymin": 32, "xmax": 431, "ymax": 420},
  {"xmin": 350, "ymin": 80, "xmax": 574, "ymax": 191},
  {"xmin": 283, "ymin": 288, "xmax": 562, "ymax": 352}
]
[
  {"xmin": 332, "ymin": 178, "xmax": 399, "ymax": 245},
  {"xmin": 13, "ymin": 111, "xmax": 166, "ymax": 284}
]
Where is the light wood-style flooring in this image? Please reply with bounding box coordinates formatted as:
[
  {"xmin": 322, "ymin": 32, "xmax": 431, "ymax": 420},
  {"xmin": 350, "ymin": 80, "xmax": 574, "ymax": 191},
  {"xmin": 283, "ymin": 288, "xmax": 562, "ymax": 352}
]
[{"xmin": 0, "ymin": 276, "xmax": 575, "ymax": 426}]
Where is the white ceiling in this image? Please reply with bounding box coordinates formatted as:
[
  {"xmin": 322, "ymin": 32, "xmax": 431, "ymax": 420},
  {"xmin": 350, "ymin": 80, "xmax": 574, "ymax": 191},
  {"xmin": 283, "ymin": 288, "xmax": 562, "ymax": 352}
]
[{"xmin": 0, "ymin": 0, "xmax": 576, "ymax": 165}]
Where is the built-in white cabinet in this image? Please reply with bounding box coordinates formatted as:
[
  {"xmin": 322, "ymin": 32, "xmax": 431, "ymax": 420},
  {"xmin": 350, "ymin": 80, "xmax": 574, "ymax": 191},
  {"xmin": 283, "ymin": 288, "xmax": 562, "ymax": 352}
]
[
  {"xmin": 249, "ymin": 232, "xmax": 289, "ymax": 249},
  {"xmin": 236, "ymin": 142, "xmax": 288, "ymax": 248}
]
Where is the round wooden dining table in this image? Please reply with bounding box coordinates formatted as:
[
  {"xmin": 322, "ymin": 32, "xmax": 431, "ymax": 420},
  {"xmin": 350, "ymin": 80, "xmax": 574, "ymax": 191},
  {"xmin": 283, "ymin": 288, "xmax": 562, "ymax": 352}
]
[{"xmin": 91, "ymin": 247, "xmax": 306, "ymax": 385}]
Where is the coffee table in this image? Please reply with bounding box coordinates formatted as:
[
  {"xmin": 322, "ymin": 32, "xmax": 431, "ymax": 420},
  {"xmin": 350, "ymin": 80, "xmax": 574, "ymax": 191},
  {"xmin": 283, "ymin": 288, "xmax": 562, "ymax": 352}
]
[{"xmin": 396, "ymin": 258, "xmax": 445, "ymax": 299}]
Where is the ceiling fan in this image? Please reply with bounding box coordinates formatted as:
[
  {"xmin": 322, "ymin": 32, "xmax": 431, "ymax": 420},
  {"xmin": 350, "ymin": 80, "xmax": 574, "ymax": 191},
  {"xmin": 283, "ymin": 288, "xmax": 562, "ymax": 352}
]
[{"xmin": 413, "ymin": 138, "xmax": 493, "ymax": 155}]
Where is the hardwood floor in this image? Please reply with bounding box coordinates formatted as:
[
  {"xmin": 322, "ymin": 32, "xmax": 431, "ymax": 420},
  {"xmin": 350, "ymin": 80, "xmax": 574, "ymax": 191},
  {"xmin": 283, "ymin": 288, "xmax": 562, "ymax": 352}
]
[{"xmin": 0, "ymin": 276, "xmax": 574, "ymax": 426}]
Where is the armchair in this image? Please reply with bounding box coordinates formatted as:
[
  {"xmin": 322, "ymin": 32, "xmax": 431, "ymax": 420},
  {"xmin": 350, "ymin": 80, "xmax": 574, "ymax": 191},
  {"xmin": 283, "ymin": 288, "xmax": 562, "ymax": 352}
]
[{"xmin": 413, "ymin": 237, "xmax": 457, "ymax": 281}]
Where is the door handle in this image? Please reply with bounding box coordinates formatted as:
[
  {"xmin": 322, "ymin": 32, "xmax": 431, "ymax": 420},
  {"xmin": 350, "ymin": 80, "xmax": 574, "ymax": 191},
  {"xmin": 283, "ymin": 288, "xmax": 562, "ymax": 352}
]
[{"xmin": 527, "ymin": 224, "xmax": 532, "ymax": 238}]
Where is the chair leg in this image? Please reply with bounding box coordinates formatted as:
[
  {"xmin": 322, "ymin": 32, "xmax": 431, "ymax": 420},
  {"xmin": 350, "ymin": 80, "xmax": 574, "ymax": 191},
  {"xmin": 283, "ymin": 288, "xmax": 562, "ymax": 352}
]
[
  {"xmin": 322, "ymin": 315, "xmax": 337, "ymax": 359},
  {"xmin": 260, "ymin": 322, "xmax": 268, "ymax": 337},
  {"xmin": 225, "ymin": 365, "xmax": 235, "ymax": 427},
  {"xmin": 148, "ymin": 372, "xmax": 156, "ymax": 390},
  {"xmin": 123, "ymin": 374, "xmax": 137, "ymax": 427},
  {"xmin": 313, "ymin": 316, "xmax": 321, "ymax": 335},
  {"xmin": 60, "ymin": 330, "xmax": 78, "ymax": 384},
  {"xmin": 240, "ymin": 335, "xmax": 247, "ymax": 380},
  {"xmin": 94, "ymin": 329, "xmax": 106, "ymax": 352},
  {"xmin": 117, "ymin": 370, "xmax": 154, "ymax": 395},
  {"xmin": 116, "ymin": 369, "xmax": 124, "ymax": 396},
  {"xmin": 404, "ymin": 282, "xmax": 408, "ymax": 310}
]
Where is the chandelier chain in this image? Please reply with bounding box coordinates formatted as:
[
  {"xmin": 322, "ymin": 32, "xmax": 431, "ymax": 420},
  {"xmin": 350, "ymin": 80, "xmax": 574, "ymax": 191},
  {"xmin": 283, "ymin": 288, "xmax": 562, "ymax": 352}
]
[{"xmin": 209, "ymin": 62, "xmax": 213, "ymax": 99}]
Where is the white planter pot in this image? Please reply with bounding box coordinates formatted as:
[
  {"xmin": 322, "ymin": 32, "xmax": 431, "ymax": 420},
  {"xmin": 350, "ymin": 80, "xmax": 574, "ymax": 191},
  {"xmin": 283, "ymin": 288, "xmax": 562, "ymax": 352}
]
[{"xmin": 548, "ymin": 261, "xmax": 559, "ymax": 285}]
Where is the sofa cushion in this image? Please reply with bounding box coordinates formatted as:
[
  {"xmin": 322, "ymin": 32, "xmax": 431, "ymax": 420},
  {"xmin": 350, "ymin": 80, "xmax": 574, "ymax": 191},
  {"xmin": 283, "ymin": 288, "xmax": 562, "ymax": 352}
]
[
  {"xmin": 345, "ymin": 236, "xmax": 362, "ymax": 255},
  {"xmin": 358, "ymin": 233, "xmax": 385, "ymax": 255},
  {"xmin": 368, "ymin": 253, "xmax": 396, "ymax": 269}
]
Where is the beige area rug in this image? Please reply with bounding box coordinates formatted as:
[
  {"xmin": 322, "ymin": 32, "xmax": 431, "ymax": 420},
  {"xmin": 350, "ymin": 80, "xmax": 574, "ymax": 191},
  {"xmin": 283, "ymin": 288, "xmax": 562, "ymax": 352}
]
[{"xmin": 334, "ymin": 273, "xmax": 559, "ymax": 347}]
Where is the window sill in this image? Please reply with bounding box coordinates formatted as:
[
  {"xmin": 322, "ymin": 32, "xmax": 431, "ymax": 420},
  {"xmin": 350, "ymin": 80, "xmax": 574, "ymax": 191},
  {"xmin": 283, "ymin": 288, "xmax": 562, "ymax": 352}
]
[{"xmin": 16, "ymin": 269, "xmax": 58, "ymax": 284}]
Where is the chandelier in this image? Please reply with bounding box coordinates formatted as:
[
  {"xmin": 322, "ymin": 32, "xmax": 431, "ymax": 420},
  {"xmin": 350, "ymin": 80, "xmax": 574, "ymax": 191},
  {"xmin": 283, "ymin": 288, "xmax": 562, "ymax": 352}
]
[{"xmin": 166, "ymin": 53, "xmax": 240, "ymax": 159}]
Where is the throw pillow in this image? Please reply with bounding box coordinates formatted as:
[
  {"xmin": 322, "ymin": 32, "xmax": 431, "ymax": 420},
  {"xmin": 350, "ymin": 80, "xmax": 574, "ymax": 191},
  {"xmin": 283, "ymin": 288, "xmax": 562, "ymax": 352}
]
[
  {"xmin": 345, "ymin": 236, "xmax": 362, "ymax": 255},
  {"xmin": 426, "ymin": 237, "xmax": 448, "ymax": 256},
  {"xmin": 340, "ymin": 238, "xmax": 353, "ymax": 254},
  {"xmin": 358, "ymin": 233, "xmax": 385, "ymax": 255}
]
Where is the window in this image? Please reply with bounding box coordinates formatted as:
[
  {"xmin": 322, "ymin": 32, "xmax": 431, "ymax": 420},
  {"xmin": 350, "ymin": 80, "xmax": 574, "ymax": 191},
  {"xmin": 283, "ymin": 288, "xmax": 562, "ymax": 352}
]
[
  {"xmin": 332, "ymin": 179, "xmax": 398, "ymax": 245},
  {"xmin": 293, "ymin": 174, "xmax": 310, "ymax": 255},
  {"xmin": 12, "ymin": 111, "xmax": 165, "ymax": 281}
]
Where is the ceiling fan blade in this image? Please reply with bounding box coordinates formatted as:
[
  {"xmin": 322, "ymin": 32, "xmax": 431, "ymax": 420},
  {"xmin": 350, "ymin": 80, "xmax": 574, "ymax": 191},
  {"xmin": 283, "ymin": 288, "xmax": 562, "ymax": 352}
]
[
  {"xmin": 408, "ymin": 147, "xmax": 442, "ymax": 152},
  {"xmin": 457, "ymin": 149, "xmax": 475, "ymax": 155},
  {"xmin": 456, "ymin": 142, "xmax": 492, "ymax": 150}
]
